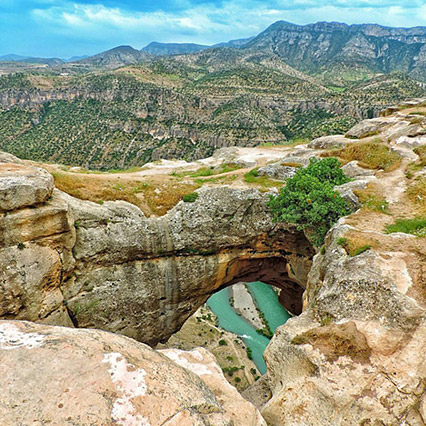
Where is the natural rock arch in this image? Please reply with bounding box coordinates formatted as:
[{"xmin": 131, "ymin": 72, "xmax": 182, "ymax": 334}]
[{"xmin": 0, "ymin": 159, "xmax": 314, "ymax": 347}]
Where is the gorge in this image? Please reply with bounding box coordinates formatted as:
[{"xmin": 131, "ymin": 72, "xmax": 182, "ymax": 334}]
[{"xmin": 1, "ymin": 100, "xmax": 426, "ymax": 424}]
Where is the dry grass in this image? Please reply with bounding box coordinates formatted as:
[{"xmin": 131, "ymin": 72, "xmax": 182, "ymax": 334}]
[
  {"xmin": 414, "ymin": 146, "xmax": 426, "ymax": 167},
  {"xmin": 406, "ymin": 176, "xmax": 426, "ymax": 214},
  {"xmin": 337, "ymin": 232, "xmax": 379, "ymax": 257},
  {"xmin": 323, "ymin": 141, "xmax": 402, "ymax": 172},
  {"xmin": 52, "ymin": 172, "xmax": 200, "ymax": 216},
  {"xmin": 353, "ymin": 184, "xmax": 389, "ymax": 214}
]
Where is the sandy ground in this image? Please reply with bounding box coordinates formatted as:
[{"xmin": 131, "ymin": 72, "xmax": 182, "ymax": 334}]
[{"xmin": 231, "ymin": 284, "xmax": 264, "ymax": 329}]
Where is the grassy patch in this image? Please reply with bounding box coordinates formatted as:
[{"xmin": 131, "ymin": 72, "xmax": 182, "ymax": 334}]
[
  {"xmin": 182, "ymin": 192, "xmax": 198, "ymax": 203},
  {"xmin": 414, "ymin": 145, "xmax": 426, "ymax": 167},
  {"xmin": 337, "ymin": 234, "xmax": 378, "ymax": 256},
  {"xmin": 406, "ymin": 176, "xmax": 426, "ymax": 213},
  {"xmin": 244, "ymin": 168, "xmax": 282, "ymax": 190},
  {"xmin": 353, "ymin": 185, "xmax": 389, "ymax": 214},
  {"xmin": 385, "ymin": 217, "xmax": 426, "ymax": 237},
  {"xmin": 172, "ymin": 163, "xmax": 242, "ymax": 178},
  {"xmin": 194, "ymin": 174, "xmax": 238, "ymax": 185},
  {"xmin": 52, "ymin": 172, "xmax": 200, "ymax": 216},
  {"xmin": 324, "ymin": 141, "xmax": 402, "ymax": 172}
]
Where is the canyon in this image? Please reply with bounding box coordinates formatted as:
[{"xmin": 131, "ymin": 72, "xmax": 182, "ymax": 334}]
[{"xmin": 1, "ymin": 101, "xmax": 426, "ymax": 424}]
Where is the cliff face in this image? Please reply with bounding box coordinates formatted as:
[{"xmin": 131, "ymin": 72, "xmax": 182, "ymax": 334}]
[
  {"xmin": 247, "ymin": 21, "xmax": 426, "ymax": 81},
  {"xmin": 0, "ymin": 153, "xmax": 313, "ymax": 345}
]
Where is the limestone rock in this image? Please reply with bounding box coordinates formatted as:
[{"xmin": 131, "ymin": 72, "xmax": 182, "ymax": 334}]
[
  {"xmin": 0, "ymin": 174, "xmax": 314, "ymax": 346},
  {"xmin": 256, "ymin": 221, "xmax": 426, "ymax": 425},
  {"xmin": 160, "ymin": 348, "xmax": 267, "ymax": 426},
  {"xmin": 345, "ymin": 117, "xmax": 398, "ymax": 139},
  {"xmin": 0, "ymin": 151, "xmax": 23, "ymax": 164},
  {"xmin": 0, "ymin": 162, "xmax": 54, "ymax": 211},
  {"xmin": 257, "ymin": 162, "xmax": 298, "ymax": 181},
  {"xmin": 308, "ymin": 135, "xmax": 350, "ymax": 150},
  {"xmin": 383, "ymin": 120, "xmax": 426, "ymax": 141},
  {"xmin": 341, "ymin": 161, "xmax": 375, "ymax": 179},
  {"xmin": 0, "ymin": 320, "xmax": 265, "ymax": 425},
  {"xmin": 394, "ymin": 135, "xmax": 426, "ymax": 149}
]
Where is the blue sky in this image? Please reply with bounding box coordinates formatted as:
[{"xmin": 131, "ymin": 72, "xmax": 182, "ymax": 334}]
[{"xmin": 2, "ymin": 0, "xmax": 426, "ymax": 58}]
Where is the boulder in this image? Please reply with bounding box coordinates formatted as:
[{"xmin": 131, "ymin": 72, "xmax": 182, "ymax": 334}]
[
  {"xmin": 341, "ymin": 161, "xmax": 375, "ymax": 179},
  {"xmin": 394, "ymin": 135, "xmax": 426, "ymax": 149},
  {"xmin": 345, "ymin": 117, "xmax": 398, "ymax": 139},
  {"xmin": 257, "ymin": 222, "xmax": 426, "ymax": 425},
  {"xmin": 0, "ymin": 163, "xmax": 54, "ymax": 211},
  {"xmin": 0, "ymin": 320, "xmax": 265, "ymax": 425},
  {"xmin": 257, "ymin": 162, "xmax": 298, "ymax": 181},
  {"xmin": 308, "ymin": 135, "xmax": 350, "ymax": 150}
]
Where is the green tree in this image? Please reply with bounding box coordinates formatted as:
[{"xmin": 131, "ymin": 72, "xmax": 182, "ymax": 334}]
[{"xmin": 268, "ymin": 158, "xmax": 352, "ymax": 246}]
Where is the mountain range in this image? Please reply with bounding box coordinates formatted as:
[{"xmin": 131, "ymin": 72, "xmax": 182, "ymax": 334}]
[{"xmin": 0, "ymin": 20, "xmax": 425, "ymax": 170}]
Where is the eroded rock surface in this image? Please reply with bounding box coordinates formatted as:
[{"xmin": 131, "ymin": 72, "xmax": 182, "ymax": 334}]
[
  {"xmin": 254, "ymin": 219, "xmax": 426, "ymax": 425},
  {"xmin": 0, "ymin": 151, "xmax": 313, "ymax": 346},
  {"xmin": 0, "ymin": 320, "xmax": 265, "ymax": 425}
]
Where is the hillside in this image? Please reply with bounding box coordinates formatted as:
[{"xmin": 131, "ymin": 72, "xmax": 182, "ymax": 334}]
[
  {"xmin": 246, "ymin": 21, "xmax": 426, "ymax": 85},
  {"xmin": 0, "ymin": 21, "xmax": 425, "ymax": 169}
]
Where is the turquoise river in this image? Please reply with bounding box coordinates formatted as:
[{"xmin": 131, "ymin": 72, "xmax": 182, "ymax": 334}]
[{"xmin": 207, "ymin": 282, "xmax": 291, "ymax": 374}]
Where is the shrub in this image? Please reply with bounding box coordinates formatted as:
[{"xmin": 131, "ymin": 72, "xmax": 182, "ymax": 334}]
[
  {"xmin": 182, "ymin": 192, "xmax": 199, "ymax": 203},
  {"xmin": 268, "ymin": 158, "xmax": 352, "ymax": 246},
  {"xmin": 218, "ymin": 339, "xmax": 227, "ymax": 346}
]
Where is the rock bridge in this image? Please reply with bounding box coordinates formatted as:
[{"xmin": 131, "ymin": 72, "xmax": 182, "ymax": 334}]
[{"xmin": 0, "ymin": 156, "xmax": 314, "ymax": 346}]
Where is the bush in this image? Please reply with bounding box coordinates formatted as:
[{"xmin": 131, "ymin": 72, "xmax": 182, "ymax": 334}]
[
  {"xmin": 268, "ymin": 158, "xmax": 352, "ymax": 246},
  {"xmin": 182, "ymin": 192, "xmax": 199, "ymax": 203}
]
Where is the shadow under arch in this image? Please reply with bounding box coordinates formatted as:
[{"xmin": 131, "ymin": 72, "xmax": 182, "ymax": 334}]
[{"xmin": 216, "ymin": 256, "xmax": 308, "ymax": 316}]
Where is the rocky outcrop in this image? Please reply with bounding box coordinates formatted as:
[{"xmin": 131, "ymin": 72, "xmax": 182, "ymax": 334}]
[
  {"xmin": 0, "ymin": 151, "xmax": 314, "ymax": 346},
  {"xmin": 253, "ymin": 219, "xmax": 426, "ymax": 425},
  {"xmin": 0, "ymin": 320, "xmax": 265, "ymax": 425}
]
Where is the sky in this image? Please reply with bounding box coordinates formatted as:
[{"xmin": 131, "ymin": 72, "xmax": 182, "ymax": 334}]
[{"xmin": 2, "ymin": 0, "xmax": 426, "ymax": 58}]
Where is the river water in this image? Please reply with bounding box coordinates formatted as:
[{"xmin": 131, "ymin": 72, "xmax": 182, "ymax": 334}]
[{"xmin": 206, "ymin": 282, "xmax": 291, "ymax": 374}]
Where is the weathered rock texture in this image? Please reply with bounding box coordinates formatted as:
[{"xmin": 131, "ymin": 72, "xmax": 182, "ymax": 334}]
[
  {"xmin": 0, "ymin": 151, "xmax": 314, "ymax": 346},
  {"xmin": 0, "ymin": 320, "xmax": 265, "ymax": 425},
  {"xmin": 2, "ymin": 103, "xmax": 426, "ymax": 425},
  {"xmin": 247, "ymin": 105, "xmax": 426, "ymax": 424},
  {"xmin": 258, "ymin": 222, "xmax": 426, "ymax": 425}
]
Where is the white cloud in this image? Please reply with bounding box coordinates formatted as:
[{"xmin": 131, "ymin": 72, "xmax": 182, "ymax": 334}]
[{"xmin": 30, "ymin": 0, "xmax": 426, "ymax": 49}]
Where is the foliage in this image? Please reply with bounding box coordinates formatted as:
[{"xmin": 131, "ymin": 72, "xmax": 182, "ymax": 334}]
[
  {"xmin": 385, "ymin": 217, "xmax": 426, "ymax": 237},
  {"xmin": 182, "ymin": 192, "xmax": 199, "ymax": 203},
  {"xmin": 268, "ymin": 158, "xmax": 352, "ymax": 246}
]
